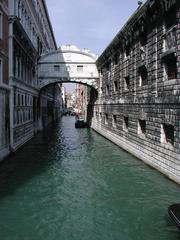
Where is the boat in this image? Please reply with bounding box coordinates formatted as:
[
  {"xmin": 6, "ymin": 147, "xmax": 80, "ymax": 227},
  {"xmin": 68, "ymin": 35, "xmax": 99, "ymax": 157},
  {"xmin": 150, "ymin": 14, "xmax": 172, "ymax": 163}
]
[
  {"xmin": 168, "ymin": 203, "xmax": 180, "ymax": 230},
  {"xmin": 75, "ymin": 118, "xmax": 87, "ymax": 128}
]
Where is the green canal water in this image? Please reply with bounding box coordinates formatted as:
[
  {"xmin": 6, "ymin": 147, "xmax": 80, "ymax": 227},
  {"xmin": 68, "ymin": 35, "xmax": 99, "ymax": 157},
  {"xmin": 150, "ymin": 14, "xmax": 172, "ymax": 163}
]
[{"xmin": 0, "ymin": 116, "xmax": 180, "ymax": 240}]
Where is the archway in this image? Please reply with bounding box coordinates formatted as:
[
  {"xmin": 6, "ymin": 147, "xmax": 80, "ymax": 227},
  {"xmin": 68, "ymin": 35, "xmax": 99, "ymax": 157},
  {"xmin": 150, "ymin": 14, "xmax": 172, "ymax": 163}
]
[{"xmin": 37, "ymin": 45, "xmax": 99, "ymax": 129}]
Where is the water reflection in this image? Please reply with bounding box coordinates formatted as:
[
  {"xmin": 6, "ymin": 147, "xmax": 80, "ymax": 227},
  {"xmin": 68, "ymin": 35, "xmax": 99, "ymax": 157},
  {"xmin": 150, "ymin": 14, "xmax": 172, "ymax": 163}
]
[{"xmin": 0, "ymin": 116, "xmax": 179, "ymax": 240}]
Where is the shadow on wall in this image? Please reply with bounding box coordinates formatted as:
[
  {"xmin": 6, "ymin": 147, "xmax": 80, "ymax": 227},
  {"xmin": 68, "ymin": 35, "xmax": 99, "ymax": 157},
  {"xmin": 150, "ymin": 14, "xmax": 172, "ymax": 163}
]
[{"xmin": 86, "ymin": 88, "xmax": 98, "ymax": 127}]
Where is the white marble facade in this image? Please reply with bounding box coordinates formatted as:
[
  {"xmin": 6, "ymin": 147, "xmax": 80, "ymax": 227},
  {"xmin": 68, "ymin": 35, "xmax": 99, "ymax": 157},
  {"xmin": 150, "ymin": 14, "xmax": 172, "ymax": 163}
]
[{"xmin": 8, "ymin": 0, "xmax": 57, "ymax": 152}]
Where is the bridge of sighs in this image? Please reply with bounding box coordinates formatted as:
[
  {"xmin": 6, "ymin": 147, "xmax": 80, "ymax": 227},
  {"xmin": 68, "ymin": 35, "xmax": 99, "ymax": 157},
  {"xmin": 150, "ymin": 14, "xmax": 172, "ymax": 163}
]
[{"xmin": 38, "ymin": 45, "xmax": 99, "ymax": 90}]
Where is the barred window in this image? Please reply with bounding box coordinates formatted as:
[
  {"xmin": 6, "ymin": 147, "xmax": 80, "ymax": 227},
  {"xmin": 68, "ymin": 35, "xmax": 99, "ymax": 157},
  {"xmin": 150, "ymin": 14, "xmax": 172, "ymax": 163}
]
[
  {"xmin": 161, "ymin": 124, "xmax": 174, "ymax": 145},
  {"xmin": 105, "ymin": 113, "xmax": 108, "ymax": 125},
  {"xmin": 164, "ymin": 59, "xmax": 177, "ymax": 80},
  {"xmin": 165, "ymin": 5, "xmax": 177, "ymax": 29},
  {"xmin": 112, "ymin": 115, "xmax": 117, "ymax": 128},
  {"xmin": 139, "ymin": 67, "xmax": 148, "ymax": 86},
  {"xmin": 106, "ymin": 84, "xmax": 110, "ymax": 95},
  {"xmin": 138, "ymin": 119, "xmax": 146, "ymax": 136},
  {"xmin": 113, "ymin": 81, "xmax": 118, "ymax": 92},
  {"xmin": 123, "ymin": 116, "xmax": 129, "ymax": 131},
  {"xmin": 125, "ymin": 76, "xmax": 130, "ymax": 90}
]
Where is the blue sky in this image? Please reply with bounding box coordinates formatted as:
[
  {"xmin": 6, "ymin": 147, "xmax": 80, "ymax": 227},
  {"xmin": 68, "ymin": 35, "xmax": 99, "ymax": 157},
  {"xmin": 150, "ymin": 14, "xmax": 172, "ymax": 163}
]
[{"xmin": 46, "ymin": 0, "xmax": 143, "ymax": 56}]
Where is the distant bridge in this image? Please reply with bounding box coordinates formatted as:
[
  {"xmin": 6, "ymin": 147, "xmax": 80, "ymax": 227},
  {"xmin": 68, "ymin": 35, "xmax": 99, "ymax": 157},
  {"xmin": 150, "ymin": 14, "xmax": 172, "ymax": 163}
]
[{"xmin": 38, "ymin": 45, "xmax": 99, "ymax": 90}]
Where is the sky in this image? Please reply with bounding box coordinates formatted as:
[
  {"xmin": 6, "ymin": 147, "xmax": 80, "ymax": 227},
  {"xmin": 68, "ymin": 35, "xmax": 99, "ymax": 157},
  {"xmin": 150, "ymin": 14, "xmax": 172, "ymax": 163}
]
[
  {"xmin": 46, "ymin": 0, "xmax": 143, "ymax": 56},
  {"xmin": 45, "ymin": 0, "xmax": 142, "ymax": 92}
]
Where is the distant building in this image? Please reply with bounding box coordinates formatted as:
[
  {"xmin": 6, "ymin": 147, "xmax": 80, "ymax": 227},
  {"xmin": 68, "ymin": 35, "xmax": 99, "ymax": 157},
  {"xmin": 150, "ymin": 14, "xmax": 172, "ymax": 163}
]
[
  {"xmin": 75, "ymin": 84, "xmax": 88, "ymax": 118},
  {"xmin": 66, "ymin": 92, "xmax": 75, "ymax": 110}
]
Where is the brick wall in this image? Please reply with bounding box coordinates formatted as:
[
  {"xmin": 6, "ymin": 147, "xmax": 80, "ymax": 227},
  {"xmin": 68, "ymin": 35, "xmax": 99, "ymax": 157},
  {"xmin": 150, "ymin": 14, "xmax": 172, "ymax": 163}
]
[{"xmin": 92, "ymin": 0, "xmax": 180, "ymax": 184}]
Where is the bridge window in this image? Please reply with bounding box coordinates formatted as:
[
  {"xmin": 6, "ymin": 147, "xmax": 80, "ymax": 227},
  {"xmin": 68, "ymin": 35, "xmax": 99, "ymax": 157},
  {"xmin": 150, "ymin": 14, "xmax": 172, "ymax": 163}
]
[
  {"xmin": 77, "ymin": 65, "xmax": 83, "ymax": 72},
  {"xmin": 161, "ymin": 123, "xmax": 174, "ymax": 145},
  {"xmin": 54, "ymin": 65, "xmax": 60, "ymax": 72}
]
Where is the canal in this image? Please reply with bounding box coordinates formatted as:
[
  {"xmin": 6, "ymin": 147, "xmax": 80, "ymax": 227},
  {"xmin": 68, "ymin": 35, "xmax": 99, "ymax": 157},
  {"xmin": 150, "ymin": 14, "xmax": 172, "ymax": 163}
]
[{"xmin": 0, "ymin": 116, "xmax": 179, "ymax": 240}]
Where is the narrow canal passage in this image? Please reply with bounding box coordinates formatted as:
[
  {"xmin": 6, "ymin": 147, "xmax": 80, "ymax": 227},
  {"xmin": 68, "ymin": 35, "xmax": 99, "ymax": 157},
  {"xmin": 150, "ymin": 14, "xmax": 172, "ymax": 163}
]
[{"xmin": 0, "ymin": 117, "xmax": 179, "ymax": 240}]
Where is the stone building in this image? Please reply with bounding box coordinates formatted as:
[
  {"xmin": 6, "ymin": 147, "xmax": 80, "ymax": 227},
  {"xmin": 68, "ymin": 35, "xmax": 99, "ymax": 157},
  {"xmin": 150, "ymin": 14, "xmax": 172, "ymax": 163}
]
[
  {"xmin": 92, "ymin": 0, "xmax": 180, "ymax": 183},
  {"xmin": 0, "ymin": 0, "xmax": 10, "ymax": 159},
  {"xmin": 75, "ymin": 84, "xmax": 88, "ymax": 118},
  {"xmin": 8, "ymin": 0, "xmax": 59, "ymax": 152}
]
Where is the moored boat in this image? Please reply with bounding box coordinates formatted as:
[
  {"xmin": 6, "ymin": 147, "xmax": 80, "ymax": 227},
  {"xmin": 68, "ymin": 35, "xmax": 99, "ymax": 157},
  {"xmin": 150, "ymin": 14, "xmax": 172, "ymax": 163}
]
[
  {"xmin": 75, "ymin": 118, "xmax": 87, "ymax": 128},
  {"xmin": 168, "ymin": 203, "xmax": 180, "ymax": 230}
]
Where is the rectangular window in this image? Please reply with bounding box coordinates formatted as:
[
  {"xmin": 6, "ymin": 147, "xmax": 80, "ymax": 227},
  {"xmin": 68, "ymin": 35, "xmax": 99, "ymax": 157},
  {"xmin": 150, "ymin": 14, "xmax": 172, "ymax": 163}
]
[
  {"xmin": 164, "ymin": 59, "xmax": 177, "ymax": 80},
  {"xmin": 138, "ymin": 119, "xmax": 146, "ymax": 137},
  {"xmin": 140, "ymin": 32, "xmax": 147, "ymax": 46},
  {"xmin": 106, "ymin": 84, "xmax": 110, "ymax": 95},
  {"xmin": 123, "ymin": 116, "xmax": 129, "ymax": 131},
  {"xmin": 113, "ymin": 54, "xmax": 119, "ymax": 65},
  {"xmin": 112, "ymin": 115, "xmax": 117, "ymax": 128},
  {"xmin": 125, "ymin": 76, "xmax": 130, "ymax": 90},
  {"xmin": 77, "ymin": 65, "xmax": 83, "ymax": 72},
  {"xmin": 99, "ymin": 112, "xmax": 102, "ymax": 121},
  {"xmin": 54, "ymin": 65, "xmax": 60, "ymax": 72},
  {"xmin": 113, "ymin": 81, "xmax": 118, "ymax": 92},
  {"xmin": 0, "ymin": 11, "xmax": 3, "ymax": 39},
  {"xmin": 14, "ymin": 93, "xmax": 17, "ymax": 106},
  {"xmin": 165, "ymin": 6, "xmax": 177, "ymax": 29},
  {"xmin": 163, "ymin": 6, "xmax": 177, "ymax": 52},
  {"xmin": 0, "ymin": 59, "xmax": 2, "ymax": 84},
  {"xmin": 125, "ymin": 45, "xmax": 130, "ymax": 58},
  {"xmin": 105, "ymin": 113, "xmax": 108, "ymax": 125},
  {"xmin": 161, "ymin": 124, "xmax": 174, "ymax": 145},
  {"xmin": 22, "ymin": 95, "xmax": 24, "ymax": 106},
  {"xmin": 18, "ymin": 93, "xmax": 20, "ymax": 106},
  {"xmin": 139, "ymin": 67, "xmax": 148, "ymax": 86},
  {"xmin": 106, "ymin": 61, "xmax": 111, "ymax": 71}
]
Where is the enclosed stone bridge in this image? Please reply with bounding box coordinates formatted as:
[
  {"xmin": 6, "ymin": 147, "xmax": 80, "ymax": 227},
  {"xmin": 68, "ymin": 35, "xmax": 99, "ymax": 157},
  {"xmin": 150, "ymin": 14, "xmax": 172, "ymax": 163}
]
[{"xmin": 38, "ymin": 45, "xmax": 99, "ymax": 90}]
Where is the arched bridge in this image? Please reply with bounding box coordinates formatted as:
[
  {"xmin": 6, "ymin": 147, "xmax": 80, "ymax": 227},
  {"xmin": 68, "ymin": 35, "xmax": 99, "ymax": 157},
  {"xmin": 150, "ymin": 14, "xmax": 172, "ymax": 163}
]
[{"xmin": 38, "ymin": 45, "xmax": 99, "ymax": 89}]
